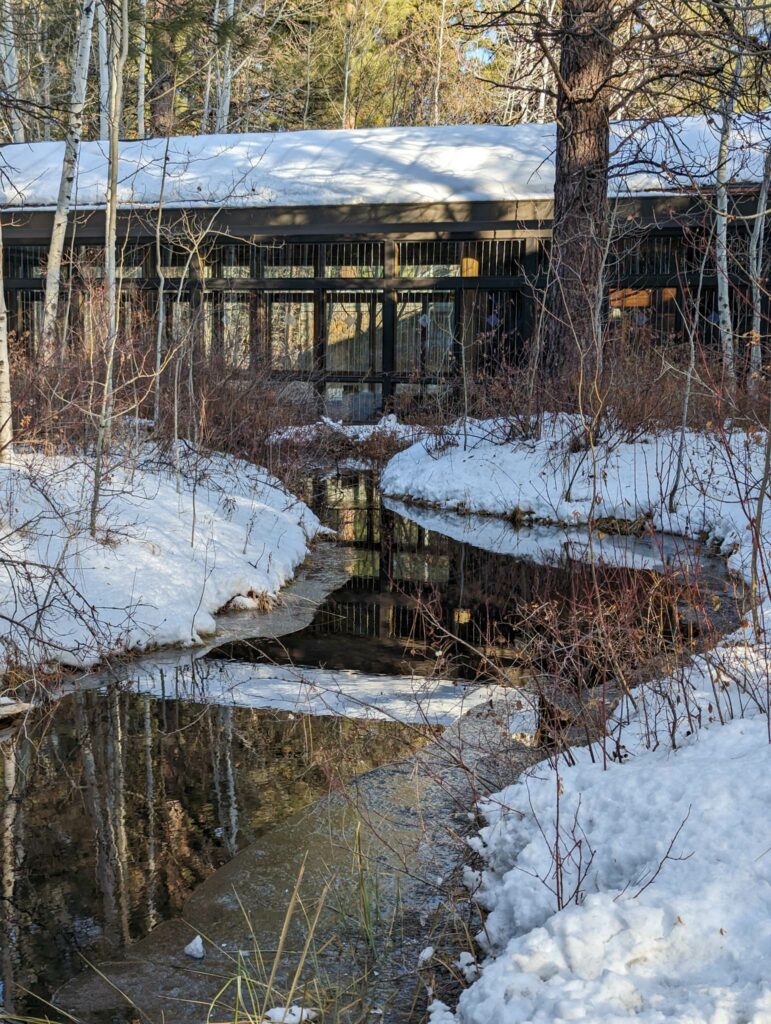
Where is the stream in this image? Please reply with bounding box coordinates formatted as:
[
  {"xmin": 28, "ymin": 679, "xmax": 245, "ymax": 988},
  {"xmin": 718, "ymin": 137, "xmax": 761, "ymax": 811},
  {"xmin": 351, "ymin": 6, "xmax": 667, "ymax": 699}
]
[{"xmin": 0, "ymin": 472, "xmax": 743, "ymax": 1023}]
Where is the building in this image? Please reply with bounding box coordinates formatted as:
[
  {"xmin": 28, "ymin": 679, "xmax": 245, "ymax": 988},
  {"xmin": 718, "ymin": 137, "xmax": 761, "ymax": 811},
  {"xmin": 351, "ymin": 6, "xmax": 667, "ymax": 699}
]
[{"xmin": 1, "ymin": 118, "xmax": 768, "ymax": 418}]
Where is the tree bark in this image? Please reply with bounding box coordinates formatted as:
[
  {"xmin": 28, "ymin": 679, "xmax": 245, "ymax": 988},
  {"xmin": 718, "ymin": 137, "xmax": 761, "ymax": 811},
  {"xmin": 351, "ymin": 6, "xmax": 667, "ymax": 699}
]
[
  {"xmin": 90, "ymin": 0, "xmax": 130, "ymax": 537},
  {"xmin": 0, "ymin": 0, "xmax": 25, "ymax": 143},
  {"xmin": 748, "ymin": 146, "xmax": 771, "ymax": 394},
  {"xmin": 137, "ymin": 0, "xmax": 148, "ymax": 136},
  {"xmin": 40, "ymin": 0, "xmax": 97, "ymax": 364},
  {"xmin": 715, "ymin": 55, "xmax": 743, "ymax": 399},
  {"xmin": 0, "ymin": 217, "xmax": 13, "ymax": 460},
  {"xmin": 544, "ymin": 0, "xmax": 613, "ymax": 380},
  {"xmin": 215, "ymin": 0, "xmax": 236, "ymax": 133},
  {"xmin": 96, "ymin": 0, "xmax": 110, "ymax": 139}
]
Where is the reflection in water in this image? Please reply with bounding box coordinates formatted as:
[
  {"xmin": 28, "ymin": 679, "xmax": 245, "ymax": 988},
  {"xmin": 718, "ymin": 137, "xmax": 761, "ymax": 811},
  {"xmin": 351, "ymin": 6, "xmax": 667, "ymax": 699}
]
[
  {"xmin": 222, "ymin": 472, "xmax": 717, "ymax": 685},
  {"xmin": 1, "ymin": 472, "xmax": 736, "ymax": 1016},
  {"xmin": 1, "ymin": 691, "xmax": 426, "ymax": 1014}
]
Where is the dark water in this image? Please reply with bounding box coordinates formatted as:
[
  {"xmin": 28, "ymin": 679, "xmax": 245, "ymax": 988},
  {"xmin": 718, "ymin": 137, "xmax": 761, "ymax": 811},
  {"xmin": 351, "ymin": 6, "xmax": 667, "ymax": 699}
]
[{"xmin": 0, "ymin": 472, "xmax": 739, "ymax": 1018}]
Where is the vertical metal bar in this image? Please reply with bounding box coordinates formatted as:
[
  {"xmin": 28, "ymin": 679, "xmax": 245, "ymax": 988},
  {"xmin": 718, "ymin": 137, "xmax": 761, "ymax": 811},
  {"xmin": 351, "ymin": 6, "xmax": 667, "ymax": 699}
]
[{"xmin": 382, "ymin": 240, "xmax": 396, "ymax": 408}]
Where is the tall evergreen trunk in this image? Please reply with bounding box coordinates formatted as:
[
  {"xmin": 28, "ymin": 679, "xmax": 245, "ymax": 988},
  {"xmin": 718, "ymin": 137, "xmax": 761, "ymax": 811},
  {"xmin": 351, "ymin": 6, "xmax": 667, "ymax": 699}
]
[
  {"xmin": 40, "ymin": 0, "xmax": 97, "ymax": 364},
  {"xmin": 544, "ymin": 0, "xmax": 613, "ymax": 380},
  {"xmin": 0, "ymin": 217, "xmax": 13, "ymax": 461}
]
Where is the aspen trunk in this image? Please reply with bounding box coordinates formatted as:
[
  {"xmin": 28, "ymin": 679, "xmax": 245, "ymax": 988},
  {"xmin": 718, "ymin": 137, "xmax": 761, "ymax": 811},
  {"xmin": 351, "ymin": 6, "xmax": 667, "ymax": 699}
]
[
  {"xmin": 715, "ymin": 55, "xmax": 743, "ymax": 398},
  {"xmin": 0, "ymin": 217, "xmax": 13, "ymax": 461},
  {"xmin": 215, "ymin": 0, "xmax": 236, "ymax": 132},
  {"xmin": 96, "ymin": 0, "xmax": 110, "ymax": 139},
  {"xmin": 40, "ymin": 0, "xmax": 97, "ymax": 363},
  {"xmin": 90, "ymin": 0, "xmax": 129, "ymax": 537},
  {"xmin": 0, "ymin": 0, "xmax": 24, "ymax": 143},
  {"xmin": 432, "ymin": 0, "xmax": 447, "ymax": 126},
  {"xmin": 137, "ymin": 0, "xmax": 147, "ymax": 136},
  {"xmin": 748, "ymin": 147, "xmax": 771, "ymax": 394}
]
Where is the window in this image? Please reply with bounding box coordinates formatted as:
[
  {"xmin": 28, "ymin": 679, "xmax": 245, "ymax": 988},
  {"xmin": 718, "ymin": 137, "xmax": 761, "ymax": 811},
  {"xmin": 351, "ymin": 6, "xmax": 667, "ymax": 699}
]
[
  {"xmin": 608, "ymin": 287, "xmax": 679, "ymax": 345},
  {"xmin": 268, "ymin": 292, "xmax": 314, "ymax": 371},
  {"xmin": 9, "ymin": 290, "xmax": 44, "ymax": 354},
  {"xmin": 463, "ymin": 289, "xmax": 521, "ymax": 370},
  {"xmin": 260, "ymin": 243, "xmax": 316, "ymax": 278},
  {"xmin": 460, "ymin": 240, "xmax": 524, "ymax": 276},
  {"xmin": 324, "ymin": 383, "xmax": 382, "ymax": 421},
  {"xmin": 613, "ymin": 233, "xmax": 683, "ymax": 277},
  {"xmin": 396, "ymin": 292, "xmax": 455, "ymax": 374},
  {"xmin": 397, "ymin": 242, "xmax": 461, "ymax": 278},
  {"xmin": 325, "ymin": 291, "xmax": 382, "ymax": 374},
  {"xmin": 4, "ymin": 246, "xmax": 46, "ymax": 279},
  {"xmin": 324, "ymin": 242, "xmax": 383, "ymax": 278},
  {"xmin": 157, "ymin": 244, "xmax": 206, "ymax": 279},
  {"xmin": 215, "ymin": 243, "xmax": 252, "ymax": 278},
  {"xmin": 221, "ymin": 292, "xmax": 251, "ymax": 369}
]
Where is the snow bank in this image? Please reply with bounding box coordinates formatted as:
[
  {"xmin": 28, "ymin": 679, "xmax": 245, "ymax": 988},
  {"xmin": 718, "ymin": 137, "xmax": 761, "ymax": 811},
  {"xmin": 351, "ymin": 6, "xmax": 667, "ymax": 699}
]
[
  {"xmin": 2, "ymin": 115, "xmax": 769, "ymax": 212},
  {"xmin": 431, "ymin": 656, "xmax": 771, "ymax": 1024},
  {"xmin": 0, "ymin": 444, "xmax": 319, "ymax": 670},
  {"xmin": 381, "ymin": 416, "xmax": 758, "ymax": 581},
  {"xmin": 383, "ymin": 496, "xmax": 696, "ymax": 571},
  {"xmin": 385, "ymin": 419, "xmax": 771, "ymax": 1024},
  {"xmin": 270, "ymin": 414, "xmax": 429, "ymax": 448},
  {"xmin": 126, "ymin": 657, "xmax": 526, "ymax": 726}
]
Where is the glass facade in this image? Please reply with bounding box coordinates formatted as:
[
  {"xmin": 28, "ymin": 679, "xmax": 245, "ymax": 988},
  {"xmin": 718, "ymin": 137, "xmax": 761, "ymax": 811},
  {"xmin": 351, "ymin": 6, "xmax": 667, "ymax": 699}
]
[{"xmin": 4, "ymin": 225, "xmax": 745, "ymax": 418}]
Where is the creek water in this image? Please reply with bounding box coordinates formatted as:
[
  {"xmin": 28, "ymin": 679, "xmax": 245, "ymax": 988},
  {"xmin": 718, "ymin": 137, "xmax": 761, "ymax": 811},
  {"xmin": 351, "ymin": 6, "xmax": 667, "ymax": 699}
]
[{"xmin": 0, "ymin": 472, "xmax": 741, "ymax": 1023}]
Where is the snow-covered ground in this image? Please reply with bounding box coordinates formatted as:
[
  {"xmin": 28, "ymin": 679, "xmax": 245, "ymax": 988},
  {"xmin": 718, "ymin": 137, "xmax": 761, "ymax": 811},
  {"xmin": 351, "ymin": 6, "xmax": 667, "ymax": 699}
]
[
  {"xmin": 431, "ymin": 654, "xmax": 771, "ymax": 1024},
  {"xmin": 382, "ymin": 416, "xmax": 763, "ymax": 581},
  {"xmin": 270, "ymin": 413, "xmax": 429, "ymax": 448},
  {"xmin": 122, "ymin": 656, "xmax": 531, "ymax": 727},
  {"xmin": 382, "ymin": 417, "xmax": 771, "ymax": 1024},
  {"xmin": 0, "ymin": 443, "xmax": 320, "ymax": 672}
]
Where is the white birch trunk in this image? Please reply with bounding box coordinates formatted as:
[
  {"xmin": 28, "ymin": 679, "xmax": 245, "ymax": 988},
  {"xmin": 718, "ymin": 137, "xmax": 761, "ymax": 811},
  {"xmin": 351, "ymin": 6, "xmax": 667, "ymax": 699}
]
[
  {"xmin": 90, "ymin": 0, "xmax": 129, "ymax": 537},
  {"xmin": 0, "ymin": 0, "xmax": 25, "ymax": 143},
  {"xmin": 137, "ymin": 0, "xmax": 147, "ymax": 136},
  {"xmin": 432, "ymin": 0, "xmax": 447, "ymax": 126},
  {"xmin": 215, "ymin": 0, "xmax": 236, "ymax": 133},
  {"xmin": 97, "ymin": 0, "xmax": 110, "ymax": 140},
  {"xmin": 40, "ymin": 0, "xmax": 97, "ymax": 363},
  {"xmin": 748, "ymin": 147, "xmax": 771, "ymax": 393},
  {"xmin": 0, "ymin": 216, "xmax": 13, "ymax": 460},
  {"xmin": 716, "ymin": 56, "xmax": 742, "ymax": 397}
]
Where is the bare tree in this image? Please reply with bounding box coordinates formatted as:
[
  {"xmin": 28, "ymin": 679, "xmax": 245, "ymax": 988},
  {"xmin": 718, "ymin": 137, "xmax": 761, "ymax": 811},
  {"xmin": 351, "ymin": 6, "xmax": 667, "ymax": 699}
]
[
  {"xmin": 137, "ymin": 0, "xmax": 148, "ymax": 136},
  {"xmin": 215, "ymin": 0, "xmax": 237, "ymax": 132},
  {"xmin": 0, "ymin": 215, "xmax": 13, "ymax": 461},
  {"xmin": 91, "ymin": 0, "xmax": 130, "ymax": 536},
  {"xmin": 0, "ymin": 0, "xmax": 25, "ymax": 144},
  {"xmin": 747, "ymin": 149, "xmax": 771, "ymax": 393},
  {"xmin": 40, "ymin": 0, "xmax": 97, "ymax": 363}
]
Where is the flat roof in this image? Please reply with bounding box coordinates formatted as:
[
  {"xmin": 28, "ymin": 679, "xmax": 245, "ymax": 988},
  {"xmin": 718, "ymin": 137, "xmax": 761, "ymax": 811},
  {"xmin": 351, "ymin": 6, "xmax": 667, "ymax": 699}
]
[{"xmin": 0, "ymin": 115, "xmax": 768, "ymax": 213}]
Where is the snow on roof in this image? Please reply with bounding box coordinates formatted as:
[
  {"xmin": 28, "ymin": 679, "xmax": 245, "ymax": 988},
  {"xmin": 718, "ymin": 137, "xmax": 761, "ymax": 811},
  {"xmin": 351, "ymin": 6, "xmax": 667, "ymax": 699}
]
[{"xmin": 0, "ymin": 115, "xmax": 769, "ymax": 213}]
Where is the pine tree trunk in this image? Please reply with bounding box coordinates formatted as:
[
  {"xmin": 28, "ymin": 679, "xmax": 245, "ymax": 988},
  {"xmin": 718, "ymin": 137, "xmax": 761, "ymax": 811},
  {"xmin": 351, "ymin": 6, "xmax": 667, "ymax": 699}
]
[
  {"xmin": 544, "ymin": 0, "xmax": 613, "ymax": 380},
  {"xmin": 40, "ymin": 0, "xmax": 96, "ymax": 364}
]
